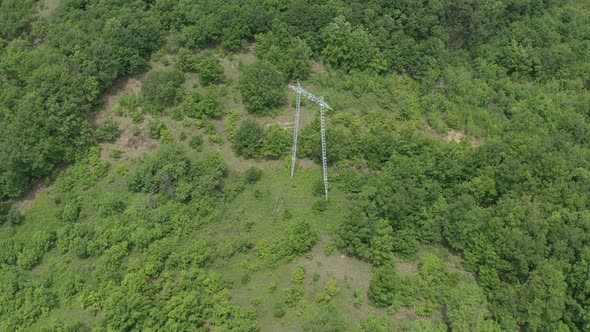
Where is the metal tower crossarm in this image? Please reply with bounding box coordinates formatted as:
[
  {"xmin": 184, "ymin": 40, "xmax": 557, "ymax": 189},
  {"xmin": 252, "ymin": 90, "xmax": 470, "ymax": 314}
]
[
  {"xmin": 288, "ymin": 84, "xmax": 333, "ymax": 111},
  {"xmin": 288, "ymin": 83, "xmax": 331, "ymax": 199}
]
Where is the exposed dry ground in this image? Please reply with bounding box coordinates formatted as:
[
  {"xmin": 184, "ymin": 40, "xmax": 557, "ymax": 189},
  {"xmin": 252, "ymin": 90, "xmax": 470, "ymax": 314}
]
[
  {"xmin": 94, "ymin": 77, "xmax": 160, "ymax": 163},
  {"xmin": 445, "ymin": 129, "xmax": 465, "ymax": 144},
  {"xmin": 39, "ymin": 0, "xmax": 61, "ymax": 17},
  {"xmin": 423, "ymin": 123, "xmax": 483, "ymax": 148}
]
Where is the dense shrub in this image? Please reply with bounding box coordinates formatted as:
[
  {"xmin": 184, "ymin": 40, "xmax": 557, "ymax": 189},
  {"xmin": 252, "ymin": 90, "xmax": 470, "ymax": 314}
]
[
  {"xmin": 195, "ymin": 53, "xmax": 225, "ymax": 85},
  {"xmin": 262, "ymin": 124, "xmax": 291, "ymax": 159},
  {"xmin": 238, "ymin": 62, "xmax": 286, "ymax": 115},
  {"xmin": 141, "ymin": 68, "xmax": 184, "ymax": 111},
  {"xmin": 368, "ymin": 264, "xmax": 399, "ymax": 308},
  {"xmin": 184, "ymin": 88, "xmax": 222, "ymax": 118},
  {"xmin": 7, "ymin": 207, "xmax": 24, "ymax": 225},
  {"xmin": 233, "ymin": 119, "xmax": 264, "ymax": 158},
  {"xmin": 189, "ymin": 135, "xmax": 204, "ymax": 151},
  {"xmin": 244, "ymin": 167, "xmax": 263, "ymax": 184},
  {"xmin": 147, "ymin": 120, "xmax": 167, "ymax": 139},
  {"xmin": 96, "ymin": 120, "xmax": 121, "ymax": 143}
]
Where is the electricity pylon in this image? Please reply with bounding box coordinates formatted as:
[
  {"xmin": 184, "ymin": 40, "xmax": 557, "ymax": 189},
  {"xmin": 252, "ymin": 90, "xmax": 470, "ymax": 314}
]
[{"xmin": 288, "ymin": 82, "xmax": 332, "ymax": 199}]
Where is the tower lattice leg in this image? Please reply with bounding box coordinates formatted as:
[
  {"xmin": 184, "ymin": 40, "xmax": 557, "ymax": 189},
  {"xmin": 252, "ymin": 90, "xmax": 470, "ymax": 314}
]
[
  {"xmin": 320, "ymin": 101, "xmax": 328, "ymax": 199},
  {"xmin": 290, "ymin": 90, "xmax": 302, "ymax": 178}
]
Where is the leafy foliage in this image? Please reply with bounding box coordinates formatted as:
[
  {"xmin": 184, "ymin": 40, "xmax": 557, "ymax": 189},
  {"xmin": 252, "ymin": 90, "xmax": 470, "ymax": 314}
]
[
  {"xmin": 322, "ymin": 16, "xmax": 386, "ymax": 73},
  {"xmin": 238, "ymin": 62, "xmax": 286, "ymax": 115},
  {"xmin": 184, "ymin": 88, "xmax": 222, "ymax": 118},
  {"xmin": 195, "ymin": 52, "xmax": 225, "ymax": 85},
  {"xmin": 262, "ymin": 124, "xmax": 291, "ymax": 159},
  {"xmin": 96, "ymin": 120, "xmax": 121, "ymax": 143},
  {"xmin": 255, "ymin": 21, "xmax": 312, "ymax": 79},
  {"xmin": 233, "ymin": 119, "xmax": 264, "ymax": 158},
  {"xmin": 141, "ymin": 68, "xmax": 184, "ymax": 112},
  {"xmin": 244, "ymin": 167, "xmax": 263, "ymax": 184}
]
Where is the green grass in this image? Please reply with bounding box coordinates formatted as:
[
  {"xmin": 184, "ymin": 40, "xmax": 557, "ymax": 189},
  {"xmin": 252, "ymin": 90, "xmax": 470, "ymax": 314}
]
[
  {"xmin": 202, "ymin": 168, "xmax": 380, "ymax": 330},
  {"xmin": 4, "ymin": 45, "xmax": 482, "ymax": 331}
]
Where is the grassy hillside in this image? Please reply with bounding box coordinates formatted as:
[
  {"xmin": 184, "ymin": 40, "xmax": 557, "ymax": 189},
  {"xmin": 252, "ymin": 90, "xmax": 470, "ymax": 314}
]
[{"xmin": 1, "ymin": 0, "xmax": 590, "ymax": 331}]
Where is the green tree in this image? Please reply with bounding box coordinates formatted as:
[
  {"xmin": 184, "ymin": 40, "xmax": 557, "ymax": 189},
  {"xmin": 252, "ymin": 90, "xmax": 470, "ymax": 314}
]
[
  {"xmin": 255, "ymin": 21, "xmax": 312, "ymax": 79},
  {"xmin": 322, "ymin": 16, "xmax": 386, "ymax": 73},
  {"xmin": 370, "ymin": 219, "xmax": 394, "ymax": 266},
  {"xmin": 96, "ymin": 120, "xmax": 121, "ymax": 143},
  {"xmin": 302, "ymin": 304, "xmax": 349, "ymax": 332},
  {"xmin": 368, "ymin": 264, "xmax": 399, "ymax": 307},
  {"xmin": 195, "ymin": 53, "xmax": 225, "ymax": 85},
  {"xmin": 445, "ymin": 283, "xmax": 495, "ymax": 332},
  {"xmin": 238, "ymin": 62, "xmax": 286, "ymax": 115},
  {"xmin": 177, "ymin": 47, "xmax": 196, "ymax": 72},
  {"xmin": 244, "ymin": 166, "xmax": 263, "ymax": 184},
  {"xmin": 262, "ymin": 124, "xmax": 291, "ymax": 159},
  {"xmin": 0, "ymin": 0, "xmax": 36, "ymax": 40},
  {"xmin": 233, "ymin": 119, "xmax": 264, "ymax": 158},
  {"xmin": 336, "ymin": 207, "xmax": 372, "ymax": 259},
  {"xmin": 141, "ymin": 68, "xmax": 184, "ymax": 111}
]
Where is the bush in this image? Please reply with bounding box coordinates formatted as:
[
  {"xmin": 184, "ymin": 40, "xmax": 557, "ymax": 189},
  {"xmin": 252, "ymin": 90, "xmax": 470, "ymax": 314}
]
[
  {"xmin": 8, "ymin": 206, "xmax": 24, "ymax": 225},
  {"xmin": 312, "ymin": 179, "xmax": 325, "ymax": 197},
  {"xmin": 99, "ymin": 193, "xmax": 126, "ymax": 217},
  {"xmin": 325, "ymin": 279, "xmax": 341, "ymax": 299},
  {"xmin": 141, "ymin": 68, "xmax": 185, "ymax": 111},
  {"xmin": 189, "ymin": 135, "xmax": 204, "ymax": 151},
  {"xmin": 312, "ymin": 199, "xmax": 328, "ymax": 214},
  {"xmin": 147, "ymin": 120, "xmax": 167, "ymax": 139},
  {"xmin": 96, "ymin": 120, "xmax": 121, "ymax": 142},
  {"xmin": 198, "ymin": 88, "xmax": 222, "ymax": 118},
  {"xmin": 0, "ymin": 203, "xmax": 9, "ymax": 225},
  {"xmin": 284, "ymin": 286, "xmax": 304, "ymax": 307},
  {"xmin": 262, "ymin": 124, "xmax": 291, "ymax": 159},
  {"xmin": 184, "ymin": 89, "xmax": 222, "ymax": 119},
  {"xmin": 244, "ymin": 167, "xmax": 263, "ymax": 184},
  {"xmin": 234, "ymin": 119, "xmax": 264, "ymax": 158},
  {"xmin": 354, "ymin": 289, "xmax": 363, "ymax": 308},
  {"xmin": 196, "ymin": 52, "xmax": 225, "ymax": 85},
  {"xmin": 61, "ymin": 200, "xmax": 81, "ymax": 223},
  {"xmin": 302, "ymin": 304, "xmax": 348, "ymax": 332},
  {"xmin": 284, "ymin": 220, "xmax": 318, "ymax": 257},
  {"xmin": 368, "ymin": 264, "xmax": 400, "ymax": 307},
  {"xmin": 238, "ymin": 62, "xmax": 286, "ymax": 115},
  {"xmin": 177, "ymin": 47, "xmax": 196, "ymax": 72},
  {"xmin": 110, "ymin": 149, "xmax": 122, "ymax": 160},
  {"xmin": 273, "ymin": 303, "xmax": 286, "ymax": 318}
]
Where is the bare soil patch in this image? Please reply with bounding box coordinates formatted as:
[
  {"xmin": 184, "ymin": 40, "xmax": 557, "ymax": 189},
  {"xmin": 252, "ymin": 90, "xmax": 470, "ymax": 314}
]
[
  {"xmin": 95, "ymin": 77, "xmax": 158, "ymax": 162},
  {"xmin": 39, "ymin": 0, "xmax": 61, "ymax": 17},
  {"xmin": 396, "ymin": 259, "xmax": 419, "ymax": 277},
  {"xmin": 17, "ymin": 178, "xmax": 45, "ymax": 213},
  {"xmin": 422, "ymin": 124, "xmax": 483, "ymax": 148},
  {"xmin": 311, "ymin": 62, "xmax": 327, "ymax": 75},
  {"xmin": 445, "ymin": 129, "xmax": 465, "ymax": 144}
]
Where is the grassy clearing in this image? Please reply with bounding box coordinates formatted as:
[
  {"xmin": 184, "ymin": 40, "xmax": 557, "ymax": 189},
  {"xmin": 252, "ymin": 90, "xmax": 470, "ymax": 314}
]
[
  {"xmin": 7, "ymin": 44, "xmax": 484, "ymax": 331},
  {"xmin": 205, "ymin": 168, "xmax": 379, "ymax": 330}
]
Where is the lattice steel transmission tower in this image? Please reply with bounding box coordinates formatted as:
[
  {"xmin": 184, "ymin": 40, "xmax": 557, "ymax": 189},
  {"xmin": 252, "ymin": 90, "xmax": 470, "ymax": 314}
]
[{"xmin": 288, "ymin": 82, "xmax": 333, "ymax": 199}]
